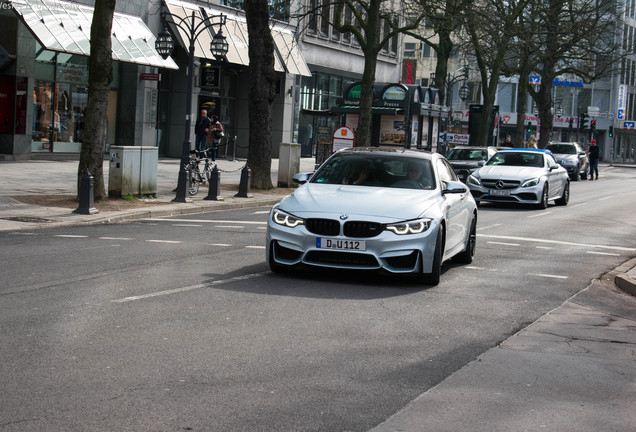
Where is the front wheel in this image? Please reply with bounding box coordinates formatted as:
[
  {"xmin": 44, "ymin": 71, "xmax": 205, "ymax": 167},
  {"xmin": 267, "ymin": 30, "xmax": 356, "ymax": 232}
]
[
  {"xmin": 536, "ymin": 185, "xmax": 548, "ymax": 210},
  {"xmin": 555, "ymin": 181, "xmax": 570, "ymax": 206},
  {"xmin": 188, "ymin": 170, "xmax": 200, "ymax": 195},
  {"xmin": 420, "ymin": 227, "xmax": 443, "ymax": 285},
  {"xmin": 455, "ymin": 214, "xmax": 476, "ymax": 264}
]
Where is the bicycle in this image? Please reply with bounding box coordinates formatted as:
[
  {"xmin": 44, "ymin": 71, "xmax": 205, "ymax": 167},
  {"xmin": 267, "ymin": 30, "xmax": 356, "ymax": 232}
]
[{"xmin": 185, "ymin": 150, "xmax": 214, "ymax": 195}]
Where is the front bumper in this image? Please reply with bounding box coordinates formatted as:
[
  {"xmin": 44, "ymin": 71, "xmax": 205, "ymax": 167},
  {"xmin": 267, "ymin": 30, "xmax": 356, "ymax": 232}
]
[
  {"xmin": 468, "ymin": 181, "xmax": 543, "ymax": 204},
  {"xmin": 266, "ymin": 216, "xmax": 440, "ymax": 274}
]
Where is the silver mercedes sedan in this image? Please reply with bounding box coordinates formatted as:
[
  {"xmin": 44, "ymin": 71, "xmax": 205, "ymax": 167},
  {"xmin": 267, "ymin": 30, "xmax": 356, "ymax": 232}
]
[
  {"xmin": 467, "ymin": 148, "xmax": 570, "ymax": 209},
  {"xmin": 266, "ymin": 148, "xmax": 478, "ymax": 285}
]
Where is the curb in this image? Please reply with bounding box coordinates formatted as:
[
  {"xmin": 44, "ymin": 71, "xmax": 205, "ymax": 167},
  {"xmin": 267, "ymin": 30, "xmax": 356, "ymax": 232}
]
[{"xmin": 614, "ymin": 257, "xmax": 636, "ymax": 297}]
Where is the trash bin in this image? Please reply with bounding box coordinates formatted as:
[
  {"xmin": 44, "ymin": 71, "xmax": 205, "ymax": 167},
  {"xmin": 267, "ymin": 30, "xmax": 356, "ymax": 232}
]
[{"xmin": 108, "ymin": 146, "xmax": 158, "ymax": 197}]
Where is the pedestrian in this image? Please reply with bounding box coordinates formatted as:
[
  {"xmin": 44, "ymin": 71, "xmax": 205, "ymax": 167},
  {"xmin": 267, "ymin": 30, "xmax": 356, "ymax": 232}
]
[
  {"xmin": 588, "ymin": 139, "xmax": 600, "ymax": 180},
  {"xmin": 526, "ymin": 135, "xmax": 537, "ymax": 149},
  {"xmin": 194, "ymin": 109, "xmax": 210, "ymax": 156},
  {"xmin": 504, "ymin": 134, "xmax": 513, "ymax": 147},
  {"xmin": 208, "ymin": 115, "xmax": 224, "ymax": 161}
]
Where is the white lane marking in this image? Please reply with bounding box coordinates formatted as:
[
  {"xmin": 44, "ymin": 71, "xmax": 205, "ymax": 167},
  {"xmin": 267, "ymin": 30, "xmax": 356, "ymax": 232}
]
[
  {"xmin": 99, "ymin": 237, "xmax": 132, "ymax": 240},
  {"xmin": 477, "ymin": 223, "xmax": 502, "ymax": 231},
  {"xmin": 216, "ymin": 225, "xmax": 244, "ymax": 229},
  {"xmin": 527, "ymin": 273, "xmax": 568, "ymax": 279},
  {"xmin": 528, "ymin": 211, "xmax": 552, "ymax": 218},
  {"xmin": 146, "ymin": 239, "xmax": 183, "ymax": 244},
  {"xmin": 55, "ymin": 235, "xmax": 88, "ymax": 238},
  {"xmin": 466, "ymin": 266, "xmax": 498, "ymax": 272},
  {"xmin": 147, "ymin": 218, "xmax": 266, "ymax": 225},
  {"xmin": 569, "ymin": 202, "xmax": 587, "ymax": 209},
  {"xmin": 208, "ymin": 243, "xmax": 232, "ymax": 247},
  {"xmin": 9, "ymin": 232, "xmax": 38, "ymax": 236},
  {"xmin": 487, "ymin": 241, "xmax": 520, "ymax": 247},
  {"xmin": 478, "ymin": 234, "xmax": 635, "ymax": 252},
  {"xmin": 598, "ymin": 196, "xmax": 614, "ymax": 201},
  {"xmin": 536, "ymin": 246, "xmax": 553, "ymax": 250},
  {"xmin": 246, "ymin": 245, "xmax": 265, "ymax": 249},
  {"xmin": 112, "ymin": 272, "xmax": 267, "ymax": 303},
  {"xmin": 172, "ymin": 224, "xmax": 203, "ymax": 227},
  {"xmin": 587, "ymin": 251, "xmax": 621, "ymax": 256},
  {"xmin": 253, "ymin": 210, "xmax": 270, "ymax": 215}
]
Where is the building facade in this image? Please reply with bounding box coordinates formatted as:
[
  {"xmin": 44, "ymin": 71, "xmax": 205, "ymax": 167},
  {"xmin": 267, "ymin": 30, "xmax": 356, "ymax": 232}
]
[{"xmin": 0, "ymin": 0, "xmax": 404, "ymax": 161}]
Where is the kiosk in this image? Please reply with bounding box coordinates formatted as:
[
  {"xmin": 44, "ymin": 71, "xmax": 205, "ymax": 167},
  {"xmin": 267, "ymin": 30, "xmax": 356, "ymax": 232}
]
[{"xmin": 331, "ymin": 82, "xmax": 449, "ymax": 151}]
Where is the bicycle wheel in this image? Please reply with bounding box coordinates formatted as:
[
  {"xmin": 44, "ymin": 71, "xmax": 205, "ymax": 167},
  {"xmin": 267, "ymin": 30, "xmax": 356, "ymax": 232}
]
[{"xmin": 188, "ymin": 169, "xmax": 200, "ymax": 195}]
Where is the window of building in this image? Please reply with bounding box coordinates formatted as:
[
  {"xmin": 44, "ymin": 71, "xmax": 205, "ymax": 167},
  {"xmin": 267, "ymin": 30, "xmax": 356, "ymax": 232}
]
[
  {"xmin": 32, "ymin": 45, "xmax": 119, "ymax": 151},
  {"xmin": 221, "ymin": 0, "xmax": 290, "ymax": 22},
  {"xmin": 320, "ymin": 0, "xmax": 331, "ymax": 36}
]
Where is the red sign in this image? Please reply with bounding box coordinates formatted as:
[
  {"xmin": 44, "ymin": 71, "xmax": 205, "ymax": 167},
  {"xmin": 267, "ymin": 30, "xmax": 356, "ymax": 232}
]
[{"xmin": 140, "ymin": 73, "xmax": 161, "ymax": 81}]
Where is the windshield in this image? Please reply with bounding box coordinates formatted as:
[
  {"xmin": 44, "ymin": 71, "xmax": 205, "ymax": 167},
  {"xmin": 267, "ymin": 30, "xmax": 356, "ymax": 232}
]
[
  {"xmin": 486, "ymin": 152, "xmax": 544, "ymax": 168},
  {"xmin": 447, "ymin": 148, "xmax": 488, "ymax": 161},
  {"xmin": 546, "ymin": 144, "xmax": 576, "ymax": 155},
  {"xmin": 311, "ymin": 154, "xmax": 435, "ymax": 190}
]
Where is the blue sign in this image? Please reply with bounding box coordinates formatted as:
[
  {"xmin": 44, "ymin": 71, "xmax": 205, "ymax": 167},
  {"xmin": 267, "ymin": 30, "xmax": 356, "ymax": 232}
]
[{"xmin": 623, "ymin": 121, "xmax": 635, "ymax": 129}]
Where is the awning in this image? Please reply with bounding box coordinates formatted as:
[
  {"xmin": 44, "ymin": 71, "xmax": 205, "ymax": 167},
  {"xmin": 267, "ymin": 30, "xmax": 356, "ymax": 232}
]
[
  {"xmin": 10, "ymin": 0, "xmax": 178, "ymax": 70},
  {"xmin": 165, "ymin": 0, "xmax": 311, "ymax": 76}
]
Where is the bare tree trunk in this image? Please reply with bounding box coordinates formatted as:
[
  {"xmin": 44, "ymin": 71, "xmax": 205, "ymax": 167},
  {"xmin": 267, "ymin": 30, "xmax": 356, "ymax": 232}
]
[
  {"xmin": 78, "ymin": 0, "xmax": 115, "ymax": 201},
  {"xmin": 245, "ymin": 0, "xmax": 276, "ymax": 190}
]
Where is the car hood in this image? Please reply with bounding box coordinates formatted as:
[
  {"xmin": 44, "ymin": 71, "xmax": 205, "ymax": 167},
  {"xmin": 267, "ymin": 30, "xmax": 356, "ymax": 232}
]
[
  {"xmin": 551, "ymin": 153, "xmax": 578, "ymax": 160},
  {"xmin": 475, "ymin": 165, "xmax": 544, "ymax": 179},
  {"xmin": 449, "ymin": 160, "xmax": 482, "ymax": 168},
  {"xmin": 278, "ymin": 183, "xmax": 439, "ymax": 222}
]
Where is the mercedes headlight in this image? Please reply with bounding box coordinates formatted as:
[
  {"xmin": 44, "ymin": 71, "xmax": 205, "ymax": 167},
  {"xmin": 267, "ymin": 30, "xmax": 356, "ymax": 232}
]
[
  {"xmin": 467, "ymin": 174, "xmax": 481, "ymax": 186},
  {"xmin": 272, "ymin": 209, "xmax": 304, "ymax": 228},
  {"xmin": 386, "ymin": 218, "xmax": 432, "ymax": 235},
  {"xmin": 521, "ymin": 177, "xmax": 540, "ymax": 188}
]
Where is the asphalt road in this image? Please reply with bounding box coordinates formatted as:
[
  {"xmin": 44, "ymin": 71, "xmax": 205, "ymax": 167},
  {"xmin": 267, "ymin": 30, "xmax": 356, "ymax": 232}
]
[{"xmin": 1, "ymin": 166, "xmax": 635, "ymax": 431}]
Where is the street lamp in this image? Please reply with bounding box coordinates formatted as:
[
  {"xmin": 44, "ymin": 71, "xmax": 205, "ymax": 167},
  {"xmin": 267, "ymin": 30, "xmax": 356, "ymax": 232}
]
[{"xmin": 155, "ymin": 8, "xmax": 228, "ymax": 202}]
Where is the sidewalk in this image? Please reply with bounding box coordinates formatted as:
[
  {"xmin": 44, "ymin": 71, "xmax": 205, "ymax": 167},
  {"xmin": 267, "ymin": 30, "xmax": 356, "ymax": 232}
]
[
  {"xmin": 0, "ymin": 156, "xmax": 316, "ymax": 232},
  {"xmin": 1, "ymin": 156, "xmax": 635, "ymax": 431}
]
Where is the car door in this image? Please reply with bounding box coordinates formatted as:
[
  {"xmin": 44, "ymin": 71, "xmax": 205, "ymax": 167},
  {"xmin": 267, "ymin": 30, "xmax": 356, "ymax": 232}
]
[
  {"xmin": 545, "ymin": 153, "xmax": 565, "ymax": 199},
  {"xmin": 437, "ymin": 158, "xmax": 470, "ymax": 255}
]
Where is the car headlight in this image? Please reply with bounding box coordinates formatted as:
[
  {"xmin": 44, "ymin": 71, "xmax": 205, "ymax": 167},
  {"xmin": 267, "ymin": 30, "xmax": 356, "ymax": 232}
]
[
  {"xmin": 386, "ymin": 218, "xmax": 432, "ymax": 235},
  {"xmin": 467, "ymin": 174, "xmax": 481, "ymax": 186},
  {"xmin": 521, "ymin": 177, "xmax": 540, "ymax": 188},
  {"xmin": 272, "ymin": 209, "xmax": 304, "ymax": 228}
]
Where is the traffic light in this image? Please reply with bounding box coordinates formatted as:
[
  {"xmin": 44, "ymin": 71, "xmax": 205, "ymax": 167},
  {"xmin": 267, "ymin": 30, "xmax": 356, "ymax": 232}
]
[
  {"xmin": 609, "ymin": 125, "xmax": 614, "ymax": 137},
  {"xmin": 579, "ymin": 112, "xmax": 589, "ymax": 131},
  {"xmin": 526, "ymin": 122, "xmax": 532, "ymax": 134},
  {"xmin": 590, "ymin": 119, "xmax": 596, "ymax": 132}
]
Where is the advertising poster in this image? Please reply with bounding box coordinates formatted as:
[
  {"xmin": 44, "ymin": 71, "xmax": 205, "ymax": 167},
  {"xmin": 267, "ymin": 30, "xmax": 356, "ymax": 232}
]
[{"xmin": 379, "ymin": 115, "xmax": 405, "ymax": 145}]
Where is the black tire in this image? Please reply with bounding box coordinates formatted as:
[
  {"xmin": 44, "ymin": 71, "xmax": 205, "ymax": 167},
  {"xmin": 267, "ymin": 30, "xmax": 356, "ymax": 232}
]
[
  {"xmin": 188, "ymin": 170, "xmax": 199, "ymax": 195},
  {"xmin": 455, "ymin": 214, "xmax": 476, "ymax": 264},
  {"xmin": 580, "ymin": 170, "xmax": 587, "ymax": 180},
  {"xmin": 555, "ymin": 181, "xmax": 570, "ymax": 206},
  {"xmin": 536, "ymin": 185, "xmax": 548, "ymax": 209},
  {"xmin": 572, "ymin": 166, "xmax": 580, "ymax": 181},
  {"xmin": 420, "ymin": 227, "xmax": 443, "ymax": 285}
]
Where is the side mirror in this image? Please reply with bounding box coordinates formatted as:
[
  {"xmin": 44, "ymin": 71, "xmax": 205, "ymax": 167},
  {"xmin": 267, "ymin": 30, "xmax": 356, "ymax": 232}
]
[
  {"xmin": 549, "ymin": 164, "xmax": 559, "ymax": 171},
  {"xmin": 442, "ymin": 180, "xmax": 468, "ymax": 195},
  {"xmin": 292, "ymin": 172, "xmax": 313, "ymax": 184},
  {"xmin": 478, "ymin": 160, "xmax": 486, "ymax": 167}
]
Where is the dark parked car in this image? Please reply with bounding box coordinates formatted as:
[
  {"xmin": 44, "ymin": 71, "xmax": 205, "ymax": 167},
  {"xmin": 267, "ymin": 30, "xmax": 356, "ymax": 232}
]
[
  {"xmin": 544, "ymin": 142, "xmax": 589, "ymax": 180},
  {"xmin": 446, "ymin": 146, "xmax": 501, "ymax": 182}
]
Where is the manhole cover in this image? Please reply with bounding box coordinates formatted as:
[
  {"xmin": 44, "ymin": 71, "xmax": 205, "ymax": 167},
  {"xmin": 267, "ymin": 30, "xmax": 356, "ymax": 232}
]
[{"xmin": 4, "ymin": 216, "xmax": 53, "ymax": 223}]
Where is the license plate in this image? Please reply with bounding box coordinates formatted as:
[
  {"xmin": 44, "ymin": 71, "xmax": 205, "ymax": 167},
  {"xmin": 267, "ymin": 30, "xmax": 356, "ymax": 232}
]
[
  {"xmin": 488, "ymin": 189, "xmax": 511, "ymax": 196},
  {"xmin": 316, "ymin": 238, "xmax": 366, "ymax": 251}
]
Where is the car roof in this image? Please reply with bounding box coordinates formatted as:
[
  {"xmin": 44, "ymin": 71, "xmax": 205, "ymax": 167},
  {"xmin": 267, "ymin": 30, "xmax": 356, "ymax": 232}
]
[
  {"xmin": 547, "ymin": 142, "xmax": 579, "ymax": 146},
  {"xmin": 498, "ymin": 148, "xmax": 552, "ymax": 154},
  {"xmin": 336, "ymin": 147, "xmax": 435, "ymax": 161}
]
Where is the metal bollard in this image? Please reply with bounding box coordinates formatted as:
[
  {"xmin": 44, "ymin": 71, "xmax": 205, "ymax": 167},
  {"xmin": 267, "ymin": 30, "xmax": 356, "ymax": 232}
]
[
  {"xmin": 204, "ymin": 165, "xmax": 223, "ymax": 201},
  {"xmin": 234, "ymin": 164, "xmax": 252, "ymax": 198},
  {"xmin": 74, "ymin": 169, "xmax": 99, "ymax": 215}
]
